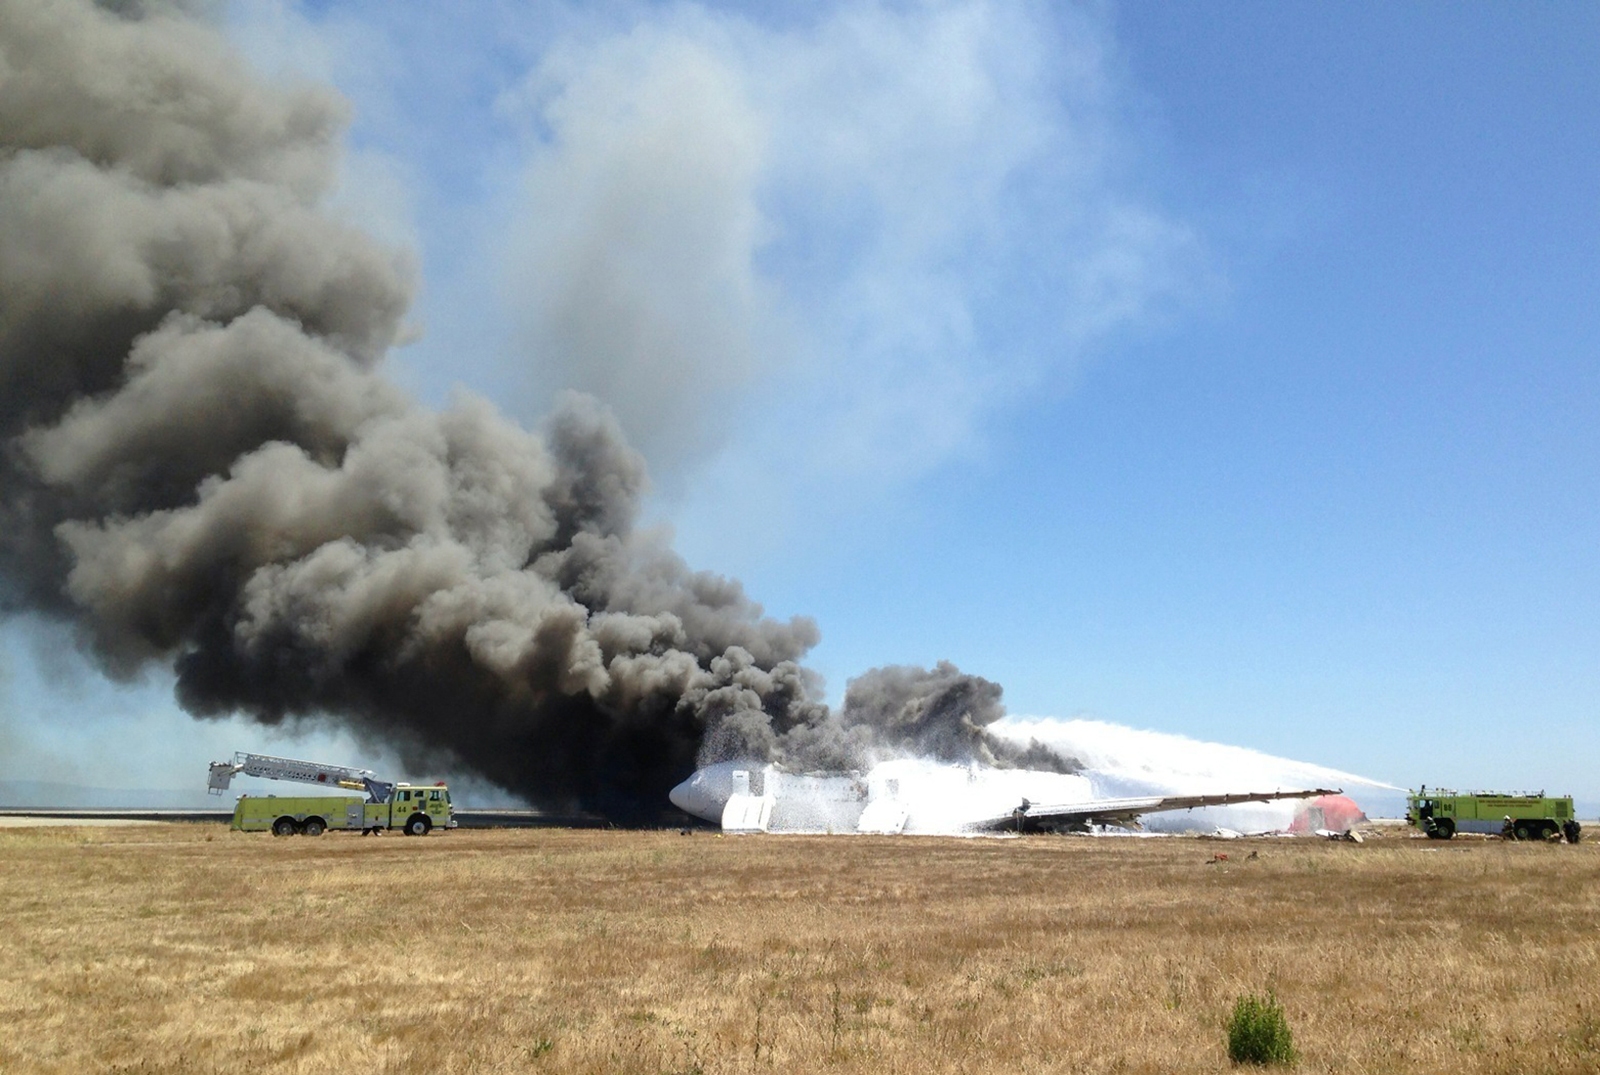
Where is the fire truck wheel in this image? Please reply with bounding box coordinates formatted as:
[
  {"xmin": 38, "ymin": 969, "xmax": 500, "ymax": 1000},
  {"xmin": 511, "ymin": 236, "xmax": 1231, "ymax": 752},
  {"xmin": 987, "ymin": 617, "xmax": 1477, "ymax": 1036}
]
[
  {"xmin": 1512, "ymin": 821, "xmax": 1532, "ymax": 841},
  {"xmin": 405, "ymin": 814, "xmax": 431, "ymax": 836},
  {"xmin": 271, "ymin": 817, "xmax": 297, "ymax": 837},
  {"xmin": 1430, "ymin": 819, "xmax": 1455, "ymax": 840},
  {"xmin": 301, "ymin": 817, "xmax": 326, "ymax": 837}
]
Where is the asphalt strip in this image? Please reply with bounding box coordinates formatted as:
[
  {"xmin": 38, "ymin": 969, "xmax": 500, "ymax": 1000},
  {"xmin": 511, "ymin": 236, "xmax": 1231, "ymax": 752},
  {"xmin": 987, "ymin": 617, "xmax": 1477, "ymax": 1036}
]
[{"xmin": 0, "ymin": 816, "xmax": 164, "ymax": 828}]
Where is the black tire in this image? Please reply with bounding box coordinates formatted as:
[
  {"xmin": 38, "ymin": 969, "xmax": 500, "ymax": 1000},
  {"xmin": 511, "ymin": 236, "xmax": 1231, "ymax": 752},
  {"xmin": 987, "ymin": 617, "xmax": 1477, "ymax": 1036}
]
[
  {"xmin": 404, "ymin": 814, "xmax": 431, "ymax": 837},
  {"xmin": 301, "ymin": 817, "xmax": 326, "ymax": 837},
  {"xmin": 1429, "ymin": 819, "xmax": 1455, "ymax": 840},
  {"xmin": 1512, "ymin": 821, "xmax": 1532, "ymax": 841},
  {"xmin": 271, "ymin": 817, "xmax": 297, "ymax": 837}
]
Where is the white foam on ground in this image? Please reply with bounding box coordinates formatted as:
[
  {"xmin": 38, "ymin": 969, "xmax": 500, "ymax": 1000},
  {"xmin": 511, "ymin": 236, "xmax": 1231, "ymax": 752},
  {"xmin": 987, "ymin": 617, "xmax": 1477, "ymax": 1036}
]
[{"xmin": 995, "ymin": 716, "xmax": 1401, "ymax": 831}]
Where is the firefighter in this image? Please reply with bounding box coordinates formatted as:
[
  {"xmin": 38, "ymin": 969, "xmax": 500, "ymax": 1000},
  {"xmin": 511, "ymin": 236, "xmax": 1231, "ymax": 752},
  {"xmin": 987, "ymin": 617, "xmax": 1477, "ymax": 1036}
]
[{"xmin": 1501, "ymin": 815, "xmax": 1516, "ymax": 840}]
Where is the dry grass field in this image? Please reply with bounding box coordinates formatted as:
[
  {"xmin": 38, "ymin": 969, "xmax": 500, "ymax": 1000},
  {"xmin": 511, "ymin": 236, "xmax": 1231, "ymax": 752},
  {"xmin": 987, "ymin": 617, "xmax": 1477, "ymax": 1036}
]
[{"xmin": 1, "ymin": 823, "xmax": 1597, "ymax": 1074}]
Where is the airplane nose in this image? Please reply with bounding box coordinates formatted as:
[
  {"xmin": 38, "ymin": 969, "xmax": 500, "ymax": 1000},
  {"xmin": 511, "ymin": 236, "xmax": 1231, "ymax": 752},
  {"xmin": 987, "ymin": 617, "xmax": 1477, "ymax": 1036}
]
[
  {"xmin": 670, "ymin": 767, "xmax": 735, "ymax": 823},
  {"xmin": 668, "ymin": 762, "xmax": 742, "ymax": 823},
  {"xmin": 669, "ymin": 776, "xmax": 707, "ymax": 819}
]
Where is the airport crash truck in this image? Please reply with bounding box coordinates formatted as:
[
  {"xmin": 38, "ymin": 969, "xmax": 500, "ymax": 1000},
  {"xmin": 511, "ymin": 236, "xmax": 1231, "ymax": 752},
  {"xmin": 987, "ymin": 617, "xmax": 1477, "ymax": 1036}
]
[
  {"xmin": 1407, "ymin": 787, "xmax": 1580, "ymax": 842},
  {"xmin": 207, "ymin": 752, "xmax": 456, "ymax": 836}
]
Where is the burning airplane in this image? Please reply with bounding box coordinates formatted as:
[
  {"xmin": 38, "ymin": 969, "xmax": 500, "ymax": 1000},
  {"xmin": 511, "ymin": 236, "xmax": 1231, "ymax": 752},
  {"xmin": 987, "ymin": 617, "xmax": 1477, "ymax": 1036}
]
[{"xmin": 670, "ymin": 758, "xmax": 1338, "ymax": 834}]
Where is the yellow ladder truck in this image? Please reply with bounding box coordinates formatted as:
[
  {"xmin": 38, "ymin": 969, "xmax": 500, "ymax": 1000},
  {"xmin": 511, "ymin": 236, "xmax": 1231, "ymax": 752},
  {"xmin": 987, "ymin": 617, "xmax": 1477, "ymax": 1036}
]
[
  {"xmin": 1407, "ymin": 786, "xmax": 1580, "ymax": 842},
  {"xmin": 207, "ymin": 752, "xmax": 455, "ymax": 836}
]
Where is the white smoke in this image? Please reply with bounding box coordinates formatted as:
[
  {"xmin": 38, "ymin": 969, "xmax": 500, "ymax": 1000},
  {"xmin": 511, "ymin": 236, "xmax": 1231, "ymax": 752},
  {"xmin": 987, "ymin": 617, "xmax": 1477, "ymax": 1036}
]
[
  {"xmin": 493, "ymin": 0, "xmax": 1204, "ymax": 504},
  {"xmin": 997, "ymin": 716, "xmax": 1401, "ymax": 831}
]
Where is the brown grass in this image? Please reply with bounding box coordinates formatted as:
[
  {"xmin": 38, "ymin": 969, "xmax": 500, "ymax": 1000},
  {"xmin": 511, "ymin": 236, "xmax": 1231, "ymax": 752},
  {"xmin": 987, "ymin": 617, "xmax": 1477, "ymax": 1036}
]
[{"xmin": 0, "ymin": 823, "xmax": 1596, "ymax": 1074}]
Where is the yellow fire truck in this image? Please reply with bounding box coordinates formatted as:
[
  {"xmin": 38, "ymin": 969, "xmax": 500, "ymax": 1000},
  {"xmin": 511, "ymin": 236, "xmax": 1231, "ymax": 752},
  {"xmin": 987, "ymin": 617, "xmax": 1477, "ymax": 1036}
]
[
  {"xmin": 208, "ymin": 752, "xmax": 455, "ymax": 836},
  {"xmin": 1407, "ymin": 786, "xmax": 1579, "ymax": 842}
]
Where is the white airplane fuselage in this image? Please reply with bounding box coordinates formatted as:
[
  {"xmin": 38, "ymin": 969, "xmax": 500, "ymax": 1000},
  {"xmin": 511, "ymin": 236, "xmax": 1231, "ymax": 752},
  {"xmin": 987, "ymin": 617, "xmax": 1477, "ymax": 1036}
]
[{"xmin": 668, "ymin": 758, "xmax": 1098, "ymax": 834}]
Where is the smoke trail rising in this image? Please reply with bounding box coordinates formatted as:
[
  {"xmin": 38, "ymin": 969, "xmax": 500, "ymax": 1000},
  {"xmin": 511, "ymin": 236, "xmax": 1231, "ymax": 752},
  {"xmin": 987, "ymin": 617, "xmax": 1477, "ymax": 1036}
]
[{"xmin": 0, "ymin": 0, "xmax": 1070, "ymax": 818}]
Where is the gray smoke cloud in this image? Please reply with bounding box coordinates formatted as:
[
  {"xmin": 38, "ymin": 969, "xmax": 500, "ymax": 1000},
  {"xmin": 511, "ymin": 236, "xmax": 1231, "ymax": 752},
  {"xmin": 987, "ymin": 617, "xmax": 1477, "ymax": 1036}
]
[
  {"xmin": 0, "ymin": 0, "xmax": 1074, "ymax": 818},
  {"xmin": 836, "ymin": 662, "xmax": 1077, "ymax": 773}
]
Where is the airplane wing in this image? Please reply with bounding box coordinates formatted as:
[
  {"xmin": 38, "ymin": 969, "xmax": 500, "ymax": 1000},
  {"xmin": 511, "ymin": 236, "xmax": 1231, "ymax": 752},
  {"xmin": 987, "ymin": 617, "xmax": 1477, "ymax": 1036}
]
[{"xmin": 972, "ymin": 787, "xmax": 1342, "ymax": 832}]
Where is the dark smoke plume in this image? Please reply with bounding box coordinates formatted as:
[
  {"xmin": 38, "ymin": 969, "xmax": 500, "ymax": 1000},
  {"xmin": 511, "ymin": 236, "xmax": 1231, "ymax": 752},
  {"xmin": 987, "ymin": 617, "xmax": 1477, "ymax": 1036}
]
[
  {"xmin": 0, "ymin": 0, "xmax": 1075, "ymax": 818},
  {"xmin": 836, "ymin": 662, "xmax": 1078, "ymax": 773}
]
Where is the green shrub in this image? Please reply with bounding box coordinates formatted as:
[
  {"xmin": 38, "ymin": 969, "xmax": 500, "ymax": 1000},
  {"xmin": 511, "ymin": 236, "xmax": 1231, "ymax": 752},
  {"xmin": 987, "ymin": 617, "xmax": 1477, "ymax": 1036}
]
[{"xmin": 1226, "ymin": 991, "xmax": 1297, "ymax": 1066}]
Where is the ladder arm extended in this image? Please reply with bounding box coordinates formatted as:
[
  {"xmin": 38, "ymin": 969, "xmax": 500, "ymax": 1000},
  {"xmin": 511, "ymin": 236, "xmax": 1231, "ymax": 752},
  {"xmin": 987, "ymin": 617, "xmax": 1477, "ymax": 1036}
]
[{"xmin": 207, "ymin": 752, "xmax": 395, "ymax": 802}]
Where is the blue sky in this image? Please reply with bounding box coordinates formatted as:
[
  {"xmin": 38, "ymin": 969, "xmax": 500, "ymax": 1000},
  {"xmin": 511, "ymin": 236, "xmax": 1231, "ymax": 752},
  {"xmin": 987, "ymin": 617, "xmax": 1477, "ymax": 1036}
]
[{"xmin": 3, "ymin": 1, "xmax": 1596, "ymax": 801}]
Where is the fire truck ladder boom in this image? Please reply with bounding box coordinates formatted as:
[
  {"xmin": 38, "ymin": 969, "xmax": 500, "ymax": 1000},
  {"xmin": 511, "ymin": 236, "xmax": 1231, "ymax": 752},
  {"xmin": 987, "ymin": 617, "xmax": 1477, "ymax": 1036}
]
[{"xmin": 207, "ymin": 752, "xmax": 394, "ymax": 801}]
